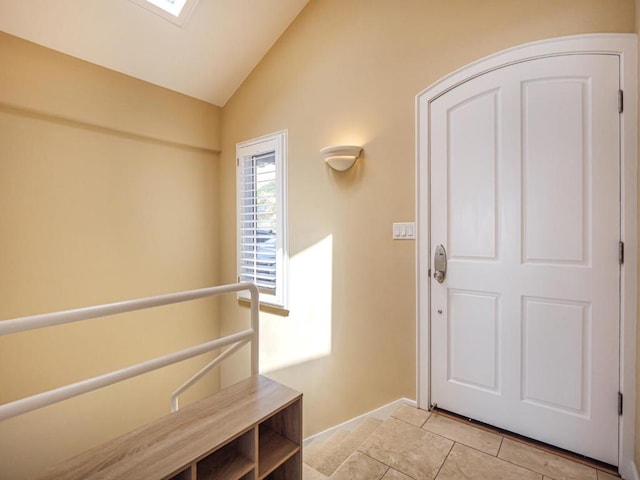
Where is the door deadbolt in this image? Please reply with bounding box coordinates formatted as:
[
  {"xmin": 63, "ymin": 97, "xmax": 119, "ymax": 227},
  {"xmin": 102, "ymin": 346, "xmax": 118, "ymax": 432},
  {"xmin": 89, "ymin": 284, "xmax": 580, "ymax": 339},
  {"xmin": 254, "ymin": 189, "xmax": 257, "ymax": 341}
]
[{"xmin": 434, "ymin": 244, "xmax": 447, "ymax": 284}]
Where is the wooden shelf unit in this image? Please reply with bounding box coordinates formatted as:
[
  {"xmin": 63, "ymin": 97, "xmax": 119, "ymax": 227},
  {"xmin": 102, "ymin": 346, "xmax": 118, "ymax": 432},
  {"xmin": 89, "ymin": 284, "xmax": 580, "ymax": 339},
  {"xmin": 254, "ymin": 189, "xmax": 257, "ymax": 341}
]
[{"xmin": 40, "ymin": 375, "xmax": 302, "ymax": 480}]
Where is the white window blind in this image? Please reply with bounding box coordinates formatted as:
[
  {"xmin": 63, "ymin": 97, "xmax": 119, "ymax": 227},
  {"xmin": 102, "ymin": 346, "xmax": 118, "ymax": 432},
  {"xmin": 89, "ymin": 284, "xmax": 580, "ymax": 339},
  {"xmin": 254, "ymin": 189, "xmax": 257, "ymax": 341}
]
[
  {"xmin": 239, "ymin": 152, "xmax": 277, "ymax": 290},
  {"xmin": 236, "ymin": 131, "xmax": 288, "ymax": 309}
]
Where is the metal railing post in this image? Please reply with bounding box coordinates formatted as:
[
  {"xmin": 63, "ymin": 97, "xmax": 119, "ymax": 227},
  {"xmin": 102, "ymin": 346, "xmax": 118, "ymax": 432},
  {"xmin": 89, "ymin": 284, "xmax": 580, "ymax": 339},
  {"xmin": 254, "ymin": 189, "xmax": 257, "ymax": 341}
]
[{"xmin": 248, "ymin": 283, "xmax": 260, "ymax": 376}]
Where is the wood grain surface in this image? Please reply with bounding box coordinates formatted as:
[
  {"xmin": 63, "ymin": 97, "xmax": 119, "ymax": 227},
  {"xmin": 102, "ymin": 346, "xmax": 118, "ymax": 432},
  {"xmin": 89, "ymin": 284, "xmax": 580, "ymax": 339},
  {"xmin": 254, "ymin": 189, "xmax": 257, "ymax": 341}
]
[{"xmin": 39, "ymin": 375, "xmax": 301, "ymax": 480}]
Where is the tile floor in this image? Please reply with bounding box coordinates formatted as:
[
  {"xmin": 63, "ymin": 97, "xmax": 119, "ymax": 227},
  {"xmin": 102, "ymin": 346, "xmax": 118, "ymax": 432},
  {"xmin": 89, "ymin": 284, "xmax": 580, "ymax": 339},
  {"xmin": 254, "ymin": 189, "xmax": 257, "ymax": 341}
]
[{"xmin": 307, "ymin": 404, "xmax": 619, "ymax": 480}]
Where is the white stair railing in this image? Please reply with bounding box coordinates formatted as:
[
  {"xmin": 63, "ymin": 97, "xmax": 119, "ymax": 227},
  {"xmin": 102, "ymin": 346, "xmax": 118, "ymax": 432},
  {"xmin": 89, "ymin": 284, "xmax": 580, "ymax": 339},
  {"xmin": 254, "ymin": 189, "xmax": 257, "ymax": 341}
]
[{"xmin": 0, "ymin": 282, "xmax": 259, "ymax": 422}]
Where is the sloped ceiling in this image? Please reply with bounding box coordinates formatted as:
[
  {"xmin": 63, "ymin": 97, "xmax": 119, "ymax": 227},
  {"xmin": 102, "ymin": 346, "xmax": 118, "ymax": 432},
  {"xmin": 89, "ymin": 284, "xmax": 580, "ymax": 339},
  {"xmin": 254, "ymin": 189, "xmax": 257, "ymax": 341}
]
[{"xmin": 0, "ymin": 0, "xmax": 310, "ymax": 106}]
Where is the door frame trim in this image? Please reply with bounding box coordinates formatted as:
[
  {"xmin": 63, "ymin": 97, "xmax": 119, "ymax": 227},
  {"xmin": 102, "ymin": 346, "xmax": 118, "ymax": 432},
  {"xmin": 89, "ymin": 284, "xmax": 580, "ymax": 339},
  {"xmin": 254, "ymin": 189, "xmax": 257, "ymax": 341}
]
[{"xmin": 415, "ymin": 34, "xmax": 637, "ymax": 476}]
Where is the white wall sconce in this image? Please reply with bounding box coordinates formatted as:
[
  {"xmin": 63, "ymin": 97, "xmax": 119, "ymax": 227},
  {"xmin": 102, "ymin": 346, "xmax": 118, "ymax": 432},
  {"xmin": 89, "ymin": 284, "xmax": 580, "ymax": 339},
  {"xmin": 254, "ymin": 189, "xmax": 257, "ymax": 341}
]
[{"xmin": 320, "ymin": 145, "xmax": 363, "ymax": 171}]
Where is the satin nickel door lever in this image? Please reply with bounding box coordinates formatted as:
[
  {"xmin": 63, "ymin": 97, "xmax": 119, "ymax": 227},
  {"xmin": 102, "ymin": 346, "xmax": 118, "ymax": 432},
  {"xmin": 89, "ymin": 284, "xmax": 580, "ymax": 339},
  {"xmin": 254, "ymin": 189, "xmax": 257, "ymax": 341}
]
[{"xmin": 434, "ymin": 245, "xmax": 447, "ymax": 283}]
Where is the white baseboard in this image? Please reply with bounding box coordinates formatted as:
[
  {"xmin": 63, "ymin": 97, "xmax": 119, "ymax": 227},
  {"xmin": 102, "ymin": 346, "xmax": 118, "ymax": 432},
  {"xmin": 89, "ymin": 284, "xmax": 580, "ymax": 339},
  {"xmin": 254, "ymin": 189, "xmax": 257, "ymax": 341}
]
[
  {"xmin": 303, "ymin": 397, "xmax": 417, "ymax": 446},
  {"xmin": 629, "ymin": 460, "xmax": 640, "ymax": 480}
]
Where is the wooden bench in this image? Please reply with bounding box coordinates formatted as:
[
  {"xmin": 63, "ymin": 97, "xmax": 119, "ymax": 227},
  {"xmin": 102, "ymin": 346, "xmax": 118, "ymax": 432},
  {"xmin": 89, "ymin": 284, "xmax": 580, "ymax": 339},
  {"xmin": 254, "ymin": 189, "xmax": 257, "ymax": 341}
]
[{"xmin": 40, "ymin": 375, "xmax": 302, "ymax": 480}]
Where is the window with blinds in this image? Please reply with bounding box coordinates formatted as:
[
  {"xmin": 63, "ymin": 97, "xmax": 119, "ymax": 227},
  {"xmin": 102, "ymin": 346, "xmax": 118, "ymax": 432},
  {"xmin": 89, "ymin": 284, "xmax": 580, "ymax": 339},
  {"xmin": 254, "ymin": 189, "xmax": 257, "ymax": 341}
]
[
  {"xmin": 239, "ymin": 152, "xmax": 277, "ymax": 290},
  {"xmin": 236, "ymin": 131, "xmax": 288, "ymax": 308}
]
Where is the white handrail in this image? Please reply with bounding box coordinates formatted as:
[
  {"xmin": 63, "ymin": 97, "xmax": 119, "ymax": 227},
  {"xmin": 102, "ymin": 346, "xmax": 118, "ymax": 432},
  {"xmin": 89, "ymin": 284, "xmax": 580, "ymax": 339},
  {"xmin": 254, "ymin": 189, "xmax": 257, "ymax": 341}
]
[{"xmin": 0, "ymin": 282, "xmax": 260, "ymax": 422}]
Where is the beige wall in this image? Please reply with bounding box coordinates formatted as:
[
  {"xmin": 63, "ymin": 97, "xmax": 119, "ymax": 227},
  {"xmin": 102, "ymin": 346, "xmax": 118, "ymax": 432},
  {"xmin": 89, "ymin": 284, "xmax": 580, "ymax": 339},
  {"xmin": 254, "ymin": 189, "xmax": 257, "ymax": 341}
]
[
  {"xmin": 0, "ymin": 1, "xmax": 637, "ymax": 476},
  {"xmin": 0, "ymin": 33, "xmax": 222, "ymax": 479},
  {"xmin": 219, "ymin": 0, "xmax": 635, "ymax": 438},
  {"xmin": 636, "ymin": 0, "xmax": 640, "ymax": 468}
]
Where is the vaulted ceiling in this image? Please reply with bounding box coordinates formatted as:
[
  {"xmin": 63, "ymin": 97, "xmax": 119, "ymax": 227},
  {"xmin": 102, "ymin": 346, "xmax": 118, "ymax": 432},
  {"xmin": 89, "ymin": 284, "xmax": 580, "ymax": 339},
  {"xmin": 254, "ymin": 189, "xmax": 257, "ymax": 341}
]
[{"xmin": 0, "ymin": 0, "xmax": 310, "ymax": 106}]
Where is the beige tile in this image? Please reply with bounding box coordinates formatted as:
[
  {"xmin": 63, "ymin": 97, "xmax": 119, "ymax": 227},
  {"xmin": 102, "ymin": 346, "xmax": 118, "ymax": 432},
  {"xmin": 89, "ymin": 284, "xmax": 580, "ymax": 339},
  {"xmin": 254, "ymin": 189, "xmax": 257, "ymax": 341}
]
[
  {"xmin": 596, "ymin": 471, "xmax": 619, "ymax": 480},
  {"xmin": 303, "ymin": 463, "xmax": 328, "ymax": 480},
  {"xmin": 391, "ymin": 404, "xmax": 431, "ymax": 427},
  {"xmin": 542, "ymin": 477, "xmax": 607, "ymax": 480},
  {"xmin": 422, "ymin": 414, "xmax": 502, "ymax": 455},
  {"xmin": 544, "ymin": 477, "xmax": 611, "ymax": 480},
  {"xmin": 305, "ymin": 430, "xmax": 351, "ymax": 469},
  {"xmin": 498, "ymin": 439, "xmax": 597, "ymax": 480},
  {"xmin": 382, "ymin": 469, "xmax": 414, "ymax": 480},
  {"xmin": 316, "ymin": 417, "xmax": 382, "ymax": 477},
  {"xmin": 331, "ymin": 451, "xmax": 388, "ymax": 480},
  {"xmin": 304, "ymin": 439, "xmax": 326, "ymax": 466},
  {"xmin": 437, "ymin": 443, "xmax": 542, "ymax": 480},
  {"xmin": 359, "ymin": 417, "xmax": 453, "ymax": 480}
]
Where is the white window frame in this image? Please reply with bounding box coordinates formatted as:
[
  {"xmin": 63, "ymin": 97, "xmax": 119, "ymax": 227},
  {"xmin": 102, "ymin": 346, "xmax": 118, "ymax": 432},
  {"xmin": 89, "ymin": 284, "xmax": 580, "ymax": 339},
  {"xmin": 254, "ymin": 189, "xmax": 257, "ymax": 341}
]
[
  {"xmin": 236, "ymin": 131, "xmax": 289, "ymax": 309},
  {"xmin": 128, "ymin": 0, "xmax": 200, "ymax": 26}
]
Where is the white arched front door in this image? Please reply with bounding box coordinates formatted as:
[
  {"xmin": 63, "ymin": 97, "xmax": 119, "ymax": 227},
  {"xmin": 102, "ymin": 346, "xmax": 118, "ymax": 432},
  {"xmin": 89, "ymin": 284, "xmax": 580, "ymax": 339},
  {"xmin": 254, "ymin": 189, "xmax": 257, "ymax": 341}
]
[{"xmin": 416, "ymin": 35, "xmax": 637, "ymax": 472}]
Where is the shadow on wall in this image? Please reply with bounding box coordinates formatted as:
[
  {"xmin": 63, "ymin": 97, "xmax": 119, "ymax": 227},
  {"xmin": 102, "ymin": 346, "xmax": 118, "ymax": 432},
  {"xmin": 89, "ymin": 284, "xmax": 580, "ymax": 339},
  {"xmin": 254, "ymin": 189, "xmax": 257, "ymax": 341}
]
[{"xmin": 259, "ymin": 234, "xmax": 334, "ymax": 373}]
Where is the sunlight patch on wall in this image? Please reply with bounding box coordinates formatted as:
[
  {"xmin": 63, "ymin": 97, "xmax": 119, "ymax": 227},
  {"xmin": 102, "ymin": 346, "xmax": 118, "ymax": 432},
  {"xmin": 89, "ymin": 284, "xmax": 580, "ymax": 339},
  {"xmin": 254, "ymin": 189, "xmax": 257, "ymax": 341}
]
[{"xmin": 259, "ymin": 235, "xmax": 333, "ymax": 373}]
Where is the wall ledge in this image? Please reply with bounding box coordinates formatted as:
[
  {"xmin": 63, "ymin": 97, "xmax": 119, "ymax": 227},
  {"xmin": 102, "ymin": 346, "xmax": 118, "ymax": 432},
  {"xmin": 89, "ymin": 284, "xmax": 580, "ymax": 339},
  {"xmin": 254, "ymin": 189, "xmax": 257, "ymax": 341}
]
[{"xmin": 0, "ymin": 101, "xmax": 220, "ymax": 154}]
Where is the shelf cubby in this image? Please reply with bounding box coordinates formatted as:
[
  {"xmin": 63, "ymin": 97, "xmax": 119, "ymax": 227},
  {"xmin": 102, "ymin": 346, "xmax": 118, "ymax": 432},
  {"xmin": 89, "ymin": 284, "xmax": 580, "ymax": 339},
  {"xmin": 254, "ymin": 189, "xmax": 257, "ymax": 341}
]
[
  {"xmin": 197, "ymin": 429, "xmax": 255, "ymax": 480},
  {"xmin": 169, "ymin": 465, "xmax": 194, "ymax": 480},
  {"xmin": 258, "ymin": 427, "xmax": 298, "ymax": 478}
]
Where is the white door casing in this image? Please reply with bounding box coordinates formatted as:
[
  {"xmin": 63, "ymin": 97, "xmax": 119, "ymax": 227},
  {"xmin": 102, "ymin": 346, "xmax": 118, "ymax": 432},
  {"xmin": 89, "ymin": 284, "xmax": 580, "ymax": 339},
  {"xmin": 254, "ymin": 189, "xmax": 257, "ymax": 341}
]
[{"xmin": 416, "ymin": 35, "xmax": 637, "ymax": 476}]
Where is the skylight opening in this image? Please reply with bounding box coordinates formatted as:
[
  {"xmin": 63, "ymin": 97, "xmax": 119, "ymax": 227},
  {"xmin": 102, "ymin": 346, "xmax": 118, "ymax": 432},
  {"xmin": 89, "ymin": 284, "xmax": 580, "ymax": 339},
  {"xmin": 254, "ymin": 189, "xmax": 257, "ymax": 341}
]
[
  {"xmin": 143, "ymin": 0, "xmax": 186, "ymax": 17},
  {"xmin": 129, "ymin": 0, "xmax": 199, "ymax": 26}
]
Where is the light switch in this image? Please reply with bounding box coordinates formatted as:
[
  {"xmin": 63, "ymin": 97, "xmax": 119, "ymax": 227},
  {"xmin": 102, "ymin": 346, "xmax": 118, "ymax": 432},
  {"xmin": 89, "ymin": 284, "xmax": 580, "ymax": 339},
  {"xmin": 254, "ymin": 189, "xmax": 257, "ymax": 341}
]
[
  {"xmin": 393, "ymin": 222, "xmax": 416, "ymax": 240},
  {"xmin": 406, "ymin": 223, "xmax": 415, "ymax": 237}
]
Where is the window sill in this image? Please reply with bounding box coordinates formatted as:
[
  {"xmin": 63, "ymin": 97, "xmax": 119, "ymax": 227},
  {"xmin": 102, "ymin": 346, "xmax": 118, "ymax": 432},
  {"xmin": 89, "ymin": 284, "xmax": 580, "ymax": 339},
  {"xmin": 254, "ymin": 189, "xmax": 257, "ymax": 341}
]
[{"xmin": 238, "ymin": 297, "xmax": 289, "ymax": 317}]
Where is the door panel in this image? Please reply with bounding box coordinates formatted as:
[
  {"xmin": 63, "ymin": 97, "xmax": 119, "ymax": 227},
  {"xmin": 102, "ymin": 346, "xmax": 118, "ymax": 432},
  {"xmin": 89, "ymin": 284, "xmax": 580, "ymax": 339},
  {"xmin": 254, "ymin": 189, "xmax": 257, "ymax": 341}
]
[
  {"xmin": 522, "ymin": 78, "xmax": 589, "ymax": 264},
  {"xmin": 522, "ymin": 297, "xmax": 590, "ymax": 415},
  {"xmin": 448, "ymin": 89, "xmax": 499, "ymax": 260},
  {"xmin": 448, "ymin": 289, "xmax": 500, "ymax": 392},
  {"xmin": 430, "ymin": 54, "xmax": 620, "ymax": 464}
]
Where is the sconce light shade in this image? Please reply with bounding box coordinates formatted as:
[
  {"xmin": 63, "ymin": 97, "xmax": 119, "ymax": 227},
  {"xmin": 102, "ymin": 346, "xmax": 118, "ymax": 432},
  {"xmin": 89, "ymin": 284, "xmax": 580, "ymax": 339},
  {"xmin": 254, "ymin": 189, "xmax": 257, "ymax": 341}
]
[{"xmin": 321, "ymin": 145, "xmax": 363, "ymax": 171}]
